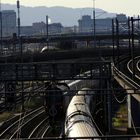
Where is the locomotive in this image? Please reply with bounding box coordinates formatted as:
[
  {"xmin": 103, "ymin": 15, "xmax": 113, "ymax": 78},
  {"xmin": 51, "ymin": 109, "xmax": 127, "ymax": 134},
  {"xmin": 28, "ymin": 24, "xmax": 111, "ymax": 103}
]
[{"xmin": 44, "ymin": 81, "xmax": 69, "ymax": 126}]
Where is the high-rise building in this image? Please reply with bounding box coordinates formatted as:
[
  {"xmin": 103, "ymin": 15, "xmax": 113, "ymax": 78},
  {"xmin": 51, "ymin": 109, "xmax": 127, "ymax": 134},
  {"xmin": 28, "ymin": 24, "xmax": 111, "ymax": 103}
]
[
  {"xmin": 78, "ymin": 15, "xmax": 112, "ymax": 33},
  {"xmin": 32, "ymin": 22, "xmax": 46, "ymax": 34},
  {"xmin": 116, "ymin": 14, "xmax": 127, "ymax": 23},
  {"xmin": 2, "ymin": 10, "xmax": 16, "ymax": 28},
  {"xmin": 49, "ymin": 23, "xmax": 63, "ymax": 34},
  {"xmin": 78, "ymin": 15, "xmax": 93, "ymax": 32},
  {"xmin": 0, "ymin": 10, "xmax": 16, "ymax": 36}
]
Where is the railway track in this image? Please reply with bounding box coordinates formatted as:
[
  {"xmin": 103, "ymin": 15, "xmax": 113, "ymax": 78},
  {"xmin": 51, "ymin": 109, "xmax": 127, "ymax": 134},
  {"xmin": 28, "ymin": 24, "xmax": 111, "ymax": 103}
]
[
  {"xmin": 127, "ymin": 56, "xmax": 140, "ymax": 80},
  {"xmin": 0, "ymin": 82, "xmax": 45, "ymax": 112},
  {"xmin": 136, "ymin": 59, "xmax": 140, "ymax": 72},
  {"xmin": 0, "ymin": 78, "xmax": 94, "ymax": 139},
  {"xmin": 0, "ymin": 106, "xmax": 47, "ymax": 139},
  {"xmin": 28, "ymin": 117, "xmax": 51, "ymax": 138}
]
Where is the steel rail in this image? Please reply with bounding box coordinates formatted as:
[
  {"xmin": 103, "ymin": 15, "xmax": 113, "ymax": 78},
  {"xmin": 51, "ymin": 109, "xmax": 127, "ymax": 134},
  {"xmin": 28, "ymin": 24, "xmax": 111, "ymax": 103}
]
[
  {"xmin": 127, "ymin": 56, "xmax": 140, "ymax": 80},
  {"xmin": 113, "ymin": 65, "xmax": 140, "ymax": 89},
  {"xmin": 9, "ymin": 110, "xmax": 45, "ymax": 139},
  {"xmin": 136, "ymin": 59, "xmax": 140, "ymax": 72},
  {"xmin": 28, "ymin": 117, "xmax": 49, "ymax": 138},
  {"xmin": 41, "ymin": 124, "xmax": 51, "ymax": 138},
  {"xmin": 0, "ymin": 106, "xmax": 44, "ymax": 139},
  {"xmin": 0, "ymin": 82, "xmax": 45, "ymax": 113}
]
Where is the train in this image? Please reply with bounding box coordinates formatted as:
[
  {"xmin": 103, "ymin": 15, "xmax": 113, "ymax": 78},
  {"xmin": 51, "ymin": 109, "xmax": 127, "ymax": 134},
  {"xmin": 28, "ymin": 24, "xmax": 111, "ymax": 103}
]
[
  {"xmin": 64, "ymin": 79, "xmax": 98, "ymax": 111},
  {"xmin": 44, "ymin": 79, "xmax": 99, "ymax": 130},
  {"xmin": 44, "ymin": 79, "xmax": 96, "ymax": 116},
  {"xmin": 65, "ymin": 88, "xmax": 100, "ymax": 140},
  {"xmin": 40, "ymin": 45, "xmax": 56, "ymax": 53},
  {"xmin": 44, "ymin": 82, "xmax": 63, "ymax": 117}
]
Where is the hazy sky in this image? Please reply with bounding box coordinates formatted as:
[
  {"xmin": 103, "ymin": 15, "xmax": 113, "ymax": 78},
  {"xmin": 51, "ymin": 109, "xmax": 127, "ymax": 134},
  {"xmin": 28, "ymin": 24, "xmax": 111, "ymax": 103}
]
[{"xmin": 1, "ymin": 0, "xmax": 140, "ymax": 16}]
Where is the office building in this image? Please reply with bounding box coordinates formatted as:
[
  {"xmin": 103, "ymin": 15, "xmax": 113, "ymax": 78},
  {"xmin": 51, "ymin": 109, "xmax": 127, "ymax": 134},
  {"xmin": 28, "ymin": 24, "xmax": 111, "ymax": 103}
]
[{"xmin": 0, "ymin": 10, "xmax": 16, "ymax": 36}]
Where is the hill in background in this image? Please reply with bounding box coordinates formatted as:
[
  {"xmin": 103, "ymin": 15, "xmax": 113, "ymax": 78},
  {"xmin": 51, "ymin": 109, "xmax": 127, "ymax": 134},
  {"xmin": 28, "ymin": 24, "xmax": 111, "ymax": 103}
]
[{"xmin": 2, "ymin": 4, "xmax": 116, "ymax": 26}]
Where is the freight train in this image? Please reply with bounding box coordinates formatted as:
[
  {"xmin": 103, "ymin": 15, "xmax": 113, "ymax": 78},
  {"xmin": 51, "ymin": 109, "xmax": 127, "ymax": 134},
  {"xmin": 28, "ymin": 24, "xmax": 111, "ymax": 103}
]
[{"xmin": 65, "ymin": 88, "xmax": 100, "ymax": 139}]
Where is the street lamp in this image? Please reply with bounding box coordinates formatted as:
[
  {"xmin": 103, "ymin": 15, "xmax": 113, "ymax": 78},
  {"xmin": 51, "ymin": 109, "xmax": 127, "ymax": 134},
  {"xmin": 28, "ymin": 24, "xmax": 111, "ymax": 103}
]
[
  {"xmin": 80, "ymin": 8, "xmax": 85, "ymax": 32},
  {"xmin": 46, "ymin": 15, "xmax": 49, "ymax": 49},
  {"xmin": 17, "ymin": 0, "xmax": 20, "ymax": 38},
  {"xmin": 17, "ymin": 0, "xmax": 24, "ymax": 112},
  {"xmin": 46, "ymin": 15, "xmax": 48, "ymax": 36},
  {"xmin": 93, "ymin": 0, "xmax": 96, "ymax": 47},
  {"xmin": 0, "ymin": 0, "xmax": 2, "ymax": 53}
]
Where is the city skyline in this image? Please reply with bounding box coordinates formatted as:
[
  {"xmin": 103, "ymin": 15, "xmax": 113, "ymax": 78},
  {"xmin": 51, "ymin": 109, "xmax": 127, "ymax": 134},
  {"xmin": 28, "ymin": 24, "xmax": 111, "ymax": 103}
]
[{"xmin": 1, "ymin": 0, "xmax": 140, "ymax": 17}]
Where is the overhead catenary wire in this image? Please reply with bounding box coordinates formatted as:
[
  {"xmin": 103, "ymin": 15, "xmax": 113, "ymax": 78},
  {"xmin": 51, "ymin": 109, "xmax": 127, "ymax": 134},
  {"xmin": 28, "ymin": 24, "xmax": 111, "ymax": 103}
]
[
  {"xmin": 16, "ymin": 81, "xmax": 35, "ymax": 139},
  {"xmin": 130, "ymin": 111, "xmax": 138, "ymax": 135},
  {"xmin": 113, "ymin": 93, "xmax": 127, "ymax": 104},
  {"xmin": 91, "ymin": 114, "xmax": 104, "ymax": 136},
  {"xmin": 112, "ymin": 90, "xmax": 127, "ymax": 104},
  {"xmin": 16, "ymin": 94, "xmax": 32, "ymax": 138},
  {"xmin": 111, "ymin": 85, "xmax": 127, "ymax": 104}
]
